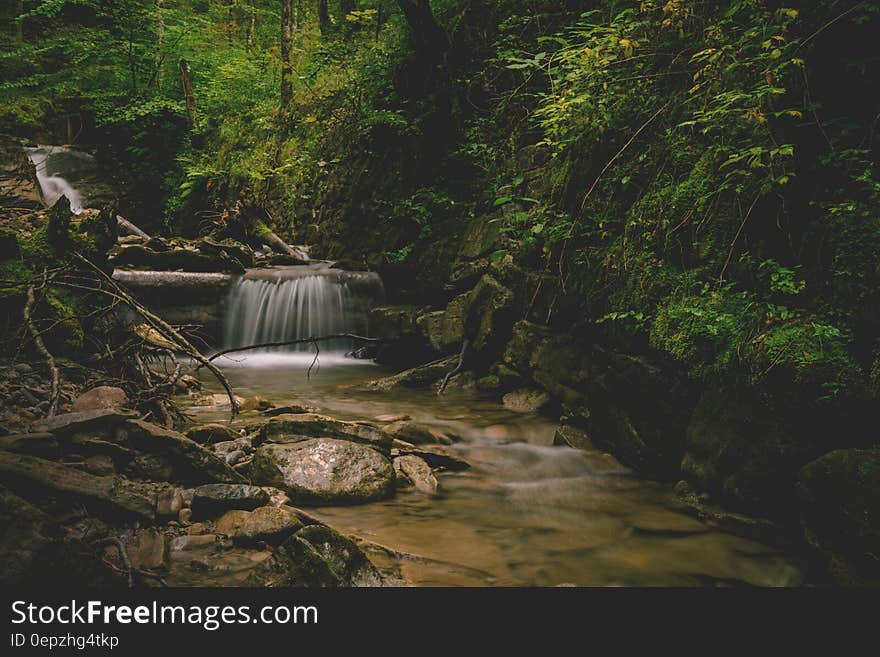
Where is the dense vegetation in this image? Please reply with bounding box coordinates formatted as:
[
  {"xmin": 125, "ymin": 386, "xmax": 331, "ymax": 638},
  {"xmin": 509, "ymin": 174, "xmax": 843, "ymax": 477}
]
[{"xmin": 2, "ymin": 2, "xmax": 878, "ymax": 437}]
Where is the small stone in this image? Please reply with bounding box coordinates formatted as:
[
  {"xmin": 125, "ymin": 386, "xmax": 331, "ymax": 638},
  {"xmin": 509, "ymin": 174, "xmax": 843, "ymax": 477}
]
[
  {"xmin": 393, "ymin": 455, "xmax": 439, "ymax": 495},
  {"xmin": 178, "ymin": 508, "xmax": 193, "ymax": 525},
  {"xmin": 190, "ymin": 483, "xmax": 270, "ymax": 518},
  {"xmin": 214, "ymin": 506, "xmax": 304, "ymax": 546},
  {"xmin": 156, "ymin": 487, "xmax": 184, "ymax": 520},
  {"xmin": 71, "ymin": 386, "xmax": 128, "ymax": 413},
  {"xmin": 502, "ymin": 388, "xmax": 551, "ymax": 414},
  {"xmin": 225, "ymin": 450, "xmax": 244, "ymax": 466},
  {"xmin": 372, "ymin": 414, "xmax": 411, "ymax": 423},
  {"xmin": 240, "ymin": 396, "xmax": 273, "ymax": 412}
]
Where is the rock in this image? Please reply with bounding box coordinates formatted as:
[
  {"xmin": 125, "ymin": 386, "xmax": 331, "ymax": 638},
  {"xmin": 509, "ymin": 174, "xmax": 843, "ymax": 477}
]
[
  {"xmin": 467, "ymin": 275, "xmax": 515, "ymax": 357},
  {"xmin": 502, "ymin": 388, "xmax": 551, "ymax": 414},
  {"xmin": 178, "ymin": 508, "xmax": 192, "ymax": 525},
  {"xmin": 553, "ymin": 424, "xmax": 591, "ymax": 450},
  {"xmin": 259, "ymin": 413, "xmax": 392, "ymax": 453},
  {"xmin": 418, "ymin": 292, "xmax": 471, "ymax": 353},
  {"xmin": 393, "ymin": 446, "xmax": 470, "ymax": 472},
  {"xmin": 250, "ymin": 439, "xmax": 395, "ymax": 505},
  {"xmin": 191, "ymin": 484, "xmax": 270, "ymax": 518},
  {"xmin": 370, "ymin": 305, "xmax": 435, "ymax": 367},
  {"xmin": 0, "ymin": 485, "xmax": 116, "ymax": 587},
  {"xmin": 174, "ymin": 374, "xmax": 201, "ymax": 392},
  {"xmin": 156, "ymin": 487, "xmax": 184, "ymax": 520},
  {"xmin": 121, "ymin": 419, "xmax": 247, "ymax": 484},
  {"xmin": 262, "ymin": 486, "xmax": 292, "ymax": 507},
  {"xmin": 383, "ymin": 420, "xmax": 448, "ymax": 445},
  {"xmin": 185, "ymin": 423, "xmax": 240, "ymax": 445},
  {"xmin": 797, "ymin": 448, "xmax": 880, "ymax": 586},
  {"xmin": 169, "ymin": 534, "xmax": 218, "ymax": 553},
  {"xmin": 365, "ymin": 356, "xmax": 458, "ymax": 391},
  {"xmin": 245, "ymin": 525, "xmax": 382, "ymax": 587},
  {"xmin": 393, "ymin": 455, "xmax": 438, "ymax": 495},
  {"xmin": 30, "ymin": 408, "xmax": 137, "ymax": 437},
  {"xmin": 373, "ymin": 414, "xmax": 411, "ymax": 423},
  {"xmin": 225, "ymin": 450, "xmax": 245, "ymax": 465},
  {"xmin": 0, "ymin": 432, "xmax": 60, "ymax": 457},
  {"xmin": 0, "ymin": 452, "xmax": 156, "ymax": 521},
  {"xmin": 71, "ymin": 386, "xmax": 128, "ymax": 412},
  {"xmin": 261, "ymin": 404, "xmax": 315, "ymax": 417},
  {"xmin": 123, "ymin": 529, "xmax": 167, "ymax": 570},
  {"xmin": 681, "ymin": 386, "xmax": 803, "ymax": 513},
  {"xmin": 240, "ymin": 396, "xmax": 273, "ymax": 412},
  {"xmin": 108, "ymin": 239, "xmax": 245, "ymax": 273},
  {"xmin": 82, "ymin": 455, "xmax": 115, "ymax": 476},
  {"xmin": 123, "ymin": 452, "xmax": 175, "ymax": 482},
  {"xmin": 214, "ymin": 506, "xmax": 304, "ymax": 545}
]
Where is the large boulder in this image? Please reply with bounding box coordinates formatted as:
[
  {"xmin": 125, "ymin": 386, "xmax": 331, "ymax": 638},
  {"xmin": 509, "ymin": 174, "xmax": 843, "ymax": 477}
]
[
  {"xmin": 466, "ymin": 275, "xmax": 515, "ymax": 359},
  {"xmin": 191, "ymin": 484, "xmax": 270, "ymax": 518},
  {"xmin": 797, "ymin": 448, "xmax": 880, "ymax": 586},
  {"xmin": 259, "ymin": 413, "xmax": 392, "ymax": 453},
  {"xmin": 121, "ymin": 420, "xmax": 247, "ymax": 485},
  {"xmin": 214, "ymin": 505, "xmax": 304, "ymax": 546},
  {"xmin": 681, "ymin": 387, "xmax": 804, "ymax": 513},
  {"xmin": 0, "ymin": 486, "xmax": 117, "ymax": 587},
  {"xmin": 0, "ymin": 452, "xmax": 156, "ymax": 521},
  {"xmin": 365, "ymin": 356, "xmax": 458, "ymax": 391},
  {"xmin": 245, "ymin": 525, "xmax": 383, "ymax": 587},
  {"xmin": 417, "ymin": 291, "xmax": 473, "ymax": 353},
  {"xmin": 250, "ymin": 439, "xmax": 394, "ymax": 505},
  {"xmin": 71, "ymin": 386, "xmax": 128, "ymax": 413}
]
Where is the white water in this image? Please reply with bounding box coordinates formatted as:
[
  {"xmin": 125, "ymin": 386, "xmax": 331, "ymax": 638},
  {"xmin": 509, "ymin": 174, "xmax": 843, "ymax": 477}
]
[
  {"xmin": 222, "ymin": 266, "xmax": 383, "ymax": 356},
  {"xmin": 24, "ymin": 145, "xmax": 94, "ymax": 213}
]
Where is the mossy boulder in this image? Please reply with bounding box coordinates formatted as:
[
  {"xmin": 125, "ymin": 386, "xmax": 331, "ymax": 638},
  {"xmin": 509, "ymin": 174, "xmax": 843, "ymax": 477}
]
[{"xmin": 796, "ymin": 448, "xmax": 880, "ymax": 586}]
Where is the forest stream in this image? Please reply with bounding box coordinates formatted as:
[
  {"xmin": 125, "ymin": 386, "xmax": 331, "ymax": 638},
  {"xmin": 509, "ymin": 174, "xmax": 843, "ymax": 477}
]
[{"xmin": 188, "ymin": 355, "xmax": 805, "ymax": 587}]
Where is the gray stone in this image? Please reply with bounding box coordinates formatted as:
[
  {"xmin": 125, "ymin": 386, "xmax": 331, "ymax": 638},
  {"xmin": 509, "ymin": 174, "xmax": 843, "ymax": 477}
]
[
  {"xmin": 250, "ymin": 439, "xmax": 394, "ymax": 505},
  {"xmin": 393, "ymin": 455, "xmax": 438, "ymax": 495},
  {"xmin": 191, "ymin": 484, "xmax": 270, "ymax": 518}
]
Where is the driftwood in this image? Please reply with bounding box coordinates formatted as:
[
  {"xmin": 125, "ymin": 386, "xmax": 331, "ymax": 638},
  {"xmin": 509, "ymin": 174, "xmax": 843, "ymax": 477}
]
[
  {"xmin": 116, "ymin": 216, "xmax": 150, "ymax": 239},
  {"xmin": 23, "ymin": 272, "xmax": 60, "ymax": 417},
  {"xmin": 438, "ymin": 339, "xmax": 468, "ymax": 395},
  {"xmin": 204, "ymin": 334, "xmax": 377, "ymax": 364}
]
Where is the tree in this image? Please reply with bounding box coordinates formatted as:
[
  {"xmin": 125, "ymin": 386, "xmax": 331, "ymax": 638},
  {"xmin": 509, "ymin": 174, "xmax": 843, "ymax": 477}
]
[
  {"xmin": 317, "ymin": 0, "xmax": 331, "ymax": 35},
  {"xmin": 395, "ymin": 0, "xmax": 447, "ymax": 60},
  {"xmin": 281, "ymin": 0, "xmax": 294, "ymax": 114}
]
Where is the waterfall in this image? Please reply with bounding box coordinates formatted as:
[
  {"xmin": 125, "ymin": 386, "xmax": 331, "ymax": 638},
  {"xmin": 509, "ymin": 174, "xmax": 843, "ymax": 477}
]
[
  {"xmin": 25, "ymin": 145, "xmax": 96, "ymax": 213},
  {"xmin": 222, "ymin": 265, "xmax": 384, "ymax": 358}
]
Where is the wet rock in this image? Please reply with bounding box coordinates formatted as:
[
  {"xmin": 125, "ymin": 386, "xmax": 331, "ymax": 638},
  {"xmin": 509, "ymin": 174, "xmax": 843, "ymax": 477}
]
[
  {"xmin": 393, "ymin": 455, "xmax": 438, "ymax": 495},
  {"xmin": 250, "ymin": 439, "xmax": 395, "ymax": 506},
  {"xmin": 245, "ymin": 525, "xmax": 382, "ymax": 587},
  {"xmin": 392, "ymin": 446, "xmax": 470, "ymax": 472},
  {"xmin": 123, "ymin": 529, "xmax": 168, "ymax": 570},
  {"xmin": 502, "ymin": 388, "xmax": 551, "ymax": 414},
  {"xmin": 156, "ymin": 487, "xmax": 184, "ymax": 520},
  {"xmin": 214, "ymin": 506, "xmax": 304, "ymax": 546},
  {"xmin": 383, "ymin": 420, "xmax": 449, "ymax": 445},
  {"xmin": 262, "ymin": 486, "xmax": 291, "ymax": 507},
  {"xmin": 681, "ymin": 386, "xmax": 804, "ymax": 513},
  {"xmin": 71, "ymin": 386, "xmax": 128, "ymax": 413},
  {"xmin": 259, "ymin": 413, "xmax": 392, "ymax": 454},
  {"xmin": 31, "ymin": 408, "xmax": 137, "ymax": 437},
  {"xmin": 0, "ymin": 452, "xmax": 156, "ymax": 521},
  {"xmin": 365, "ymin": 356, "xmax": 458, "ymax": 391},
  {"xmin": 553, "ymin": 424, "xmax": 591, "ymax": 450},
  {"xmin": 185, "ymin": 423, "xmax": 240, "ymax": 445},
  {"xmin": 191, "ymin": 484, "xmax": 270, "ymax": 518},
  {"xmin": 373, "ymin": 414, "xmax": 411, "ymax": 423},
  {"xmin": 121, "ymin": 420, "xmax": 247, "ymax": 485},
  {"xmin": 796, "ymin": 448, "xmax": 880, "ymax": 586},
  {"xmin": 0, "ymin": 432, "xmax": 60, "ymax": 457},
  {"xmin": 261, "ymin": 404, "xmax": 315, "ymax": 417},
  {"xmin": 240, "ymin": 396, "xmax": 273, "ymax": 412}
]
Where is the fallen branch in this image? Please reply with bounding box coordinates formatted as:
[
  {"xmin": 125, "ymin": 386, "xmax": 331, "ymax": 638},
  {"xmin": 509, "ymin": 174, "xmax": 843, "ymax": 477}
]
[
  {"xmin": 116, "ymin": 216, "xmax": 150, "ymax": 239},
  {"xmin": 438, "ymin": 339, "xmax": 468, "ymax": 395},
  {"xmin": 73, "ymin": 253, "xmax": 240, "ymax": 415},
  {"xmin": 204, "ymin": 334, "xmax": 378, "ymax": 364},
  {"xmin": 23, "ymin": 272, "xmax": 60, "ymax": 417}
]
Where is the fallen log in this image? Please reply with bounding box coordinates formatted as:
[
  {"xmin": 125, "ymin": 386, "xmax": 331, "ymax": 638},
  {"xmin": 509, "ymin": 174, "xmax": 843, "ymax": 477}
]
[{"xmin": 116, "ymin": 215, "xmax": 150, "ymax": 239}]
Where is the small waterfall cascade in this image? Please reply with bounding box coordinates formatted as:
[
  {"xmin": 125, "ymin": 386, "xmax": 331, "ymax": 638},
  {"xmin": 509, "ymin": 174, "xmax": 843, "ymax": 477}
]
[
  {"xmin": 222, "ymin": 265, "xmax": 385, "ymax": 357},
  {"xmin": 24, "ymin": 145, "xmax": 97, "ymax": 213}
]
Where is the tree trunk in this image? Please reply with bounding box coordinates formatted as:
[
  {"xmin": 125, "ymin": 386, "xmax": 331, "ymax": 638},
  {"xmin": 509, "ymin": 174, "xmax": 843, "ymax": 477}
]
[
  {"xmin": 246, "ymin": 0, "xmax": 255, "ymax": 51},
  {"xmin": 281, "ymin": 0, "xmax": 293, "ymax": 114},
  {"xmin": 179, "ymin": 58, "xmax": 197, "ymax": 129},
  {"xmin": 15, "ymin": 0, "xmax": 23, "ymax": 43},
  {"xmin": 318, "ymin": 0, "xmax": 331, "ymax": 35},
  {"xmin": 155, "ymin": 0, "xmax": 164, "ymax": 90},
  {"xmin": 395, "ymin": 0, "xmax": 448, "ymax": 58},
  {"xmin": 340, "ymin": 0, "xmax": 355, "ymax": 38}
]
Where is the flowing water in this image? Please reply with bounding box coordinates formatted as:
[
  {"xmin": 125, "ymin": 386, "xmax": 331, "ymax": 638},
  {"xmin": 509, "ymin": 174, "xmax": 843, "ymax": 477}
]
[
  {"xmin": 190, "ymin": 354, "xmax": 807, "ymax": 587},
  {"xmin": 24, "ymin": 145, "xmax": 99, "ymax": 213}
]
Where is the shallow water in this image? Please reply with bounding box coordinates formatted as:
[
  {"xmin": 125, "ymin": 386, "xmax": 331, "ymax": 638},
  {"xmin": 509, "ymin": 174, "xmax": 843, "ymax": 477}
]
[{"xmin": 189, "ymin": 354, "xmax": 805, "ymax": 587}]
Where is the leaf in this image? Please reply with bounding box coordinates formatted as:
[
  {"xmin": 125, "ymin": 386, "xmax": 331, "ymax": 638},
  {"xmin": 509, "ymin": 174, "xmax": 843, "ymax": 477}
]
[{"xmin": 493, "ymin": 196, "xmax": 513, "ymax": 207}]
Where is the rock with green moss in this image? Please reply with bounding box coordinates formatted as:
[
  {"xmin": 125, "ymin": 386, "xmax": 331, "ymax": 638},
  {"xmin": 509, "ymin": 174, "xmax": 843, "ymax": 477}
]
[{"xmin": 797, "ymin": 448, "xmax": 880, "ymax": 586}]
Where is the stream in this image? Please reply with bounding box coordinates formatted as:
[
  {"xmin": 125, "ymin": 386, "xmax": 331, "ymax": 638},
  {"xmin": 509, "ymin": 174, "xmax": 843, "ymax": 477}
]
[{"xmin": 188, "ymin": 354, "xmax": 806, "ymax": 587}]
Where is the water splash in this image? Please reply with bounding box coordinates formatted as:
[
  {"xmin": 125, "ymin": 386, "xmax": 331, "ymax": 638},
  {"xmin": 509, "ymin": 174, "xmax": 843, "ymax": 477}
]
[
  {"xmin": 222, "ymin": 266, "xmax": 384, "ymax": 356},
  {"xmin": 25, "ymin": 145, "xmax": 95, "ymax": 213}
]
